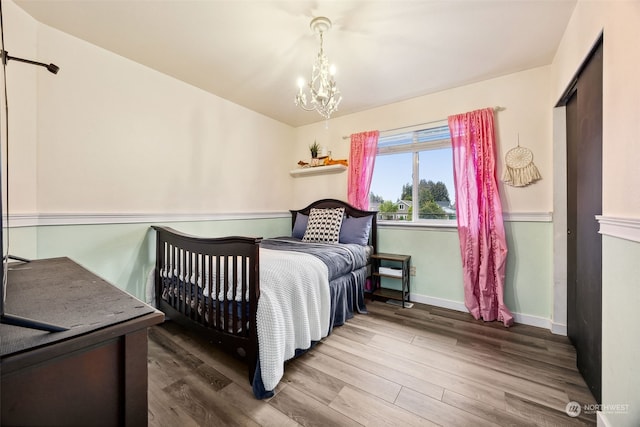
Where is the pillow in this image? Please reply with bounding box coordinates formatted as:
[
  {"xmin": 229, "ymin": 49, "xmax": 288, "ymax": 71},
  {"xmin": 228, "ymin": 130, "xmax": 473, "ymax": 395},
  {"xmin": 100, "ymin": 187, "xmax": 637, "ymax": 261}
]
[
  {"xmin": 339, "ymin": 215, "xmax": 373, "ymax": 246},
  {"xmin": 291, "ymin": 213, "xmax": 308, "ymax": 239},
  {"xmin": 302, "ymin": 207, "xmax": 345, "ymax": 244}
]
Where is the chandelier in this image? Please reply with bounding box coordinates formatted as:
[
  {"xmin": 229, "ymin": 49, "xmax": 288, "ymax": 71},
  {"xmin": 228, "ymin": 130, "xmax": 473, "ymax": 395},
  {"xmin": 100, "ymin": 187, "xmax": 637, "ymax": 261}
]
[{"xmin": 295, "ymin": 17, "xmax": 342, "ymax": 119}]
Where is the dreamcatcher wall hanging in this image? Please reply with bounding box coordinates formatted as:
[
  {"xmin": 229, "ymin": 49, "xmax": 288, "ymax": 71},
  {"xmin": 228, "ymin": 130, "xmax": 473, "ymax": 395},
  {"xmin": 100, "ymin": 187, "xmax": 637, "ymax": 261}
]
[{"xmin": 502, "ymin": 135, "xmax": 541, "ymax": 187}]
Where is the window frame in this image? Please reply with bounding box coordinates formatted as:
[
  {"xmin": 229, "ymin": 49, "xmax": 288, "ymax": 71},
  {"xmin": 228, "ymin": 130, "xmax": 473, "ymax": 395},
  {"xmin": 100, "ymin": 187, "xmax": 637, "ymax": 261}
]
[{"xmin": 373, "ymin": 121, "xmax": 457, "ymax": 228}]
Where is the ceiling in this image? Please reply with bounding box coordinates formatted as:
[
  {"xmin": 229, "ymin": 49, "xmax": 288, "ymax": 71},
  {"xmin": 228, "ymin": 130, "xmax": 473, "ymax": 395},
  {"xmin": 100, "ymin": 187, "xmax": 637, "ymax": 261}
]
[{"xmin": 14, "ymin": 0, "xmax": 576, "ymax": 127}]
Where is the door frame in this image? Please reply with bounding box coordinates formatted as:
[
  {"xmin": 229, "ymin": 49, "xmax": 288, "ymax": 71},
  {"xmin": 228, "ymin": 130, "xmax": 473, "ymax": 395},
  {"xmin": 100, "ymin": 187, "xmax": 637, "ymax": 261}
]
[
  {"xmin": 551, "ymin": 106, "xmax": 568, "ymax": 335},
  {"xmin": 552, "ymin": 33, "xmax": 603, "ymax": 336}
]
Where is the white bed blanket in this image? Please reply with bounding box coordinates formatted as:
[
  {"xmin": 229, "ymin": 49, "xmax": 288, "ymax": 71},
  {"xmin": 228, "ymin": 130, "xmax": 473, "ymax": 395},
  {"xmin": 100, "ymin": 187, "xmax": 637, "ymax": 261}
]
[{"xmin": 257, "ymin": 248, "xmax": 330, "ymax": 391}]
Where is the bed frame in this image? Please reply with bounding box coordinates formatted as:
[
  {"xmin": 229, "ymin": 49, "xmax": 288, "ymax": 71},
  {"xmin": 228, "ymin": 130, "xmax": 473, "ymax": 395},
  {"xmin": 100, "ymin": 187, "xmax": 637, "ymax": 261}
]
[{"xmin": 152, "ymin": 199, "xmax": 377, "ymax": 386}]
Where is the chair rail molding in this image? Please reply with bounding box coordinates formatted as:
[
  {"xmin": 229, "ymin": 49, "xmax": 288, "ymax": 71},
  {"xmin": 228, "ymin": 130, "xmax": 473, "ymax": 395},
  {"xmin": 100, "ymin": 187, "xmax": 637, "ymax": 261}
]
[
  {"xmin": 7, "ymin": 212, "xmax": 290, "ymax": 227},
  {"xmin": 597, "ymin": 215, "xmax": 640, "ymax": 243}
]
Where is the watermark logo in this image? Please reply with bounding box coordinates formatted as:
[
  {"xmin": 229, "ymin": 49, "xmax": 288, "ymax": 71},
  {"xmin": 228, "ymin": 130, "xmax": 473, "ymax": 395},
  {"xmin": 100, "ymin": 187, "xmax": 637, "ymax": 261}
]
[
  {"xmin": 565, "ymin": 401, "xmax": 582, "ymax": 417},
  {"xmin": 565, "ymin": 401, "xmax": 630, "ymax": 417}
]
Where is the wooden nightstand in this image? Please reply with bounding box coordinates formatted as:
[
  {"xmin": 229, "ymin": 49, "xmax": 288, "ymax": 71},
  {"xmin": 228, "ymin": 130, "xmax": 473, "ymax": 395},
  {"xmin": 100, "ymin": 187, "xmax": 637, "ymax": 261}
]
[{"xmin": 370, "ymin": 253, "xmax": 411, "ymax": 308}]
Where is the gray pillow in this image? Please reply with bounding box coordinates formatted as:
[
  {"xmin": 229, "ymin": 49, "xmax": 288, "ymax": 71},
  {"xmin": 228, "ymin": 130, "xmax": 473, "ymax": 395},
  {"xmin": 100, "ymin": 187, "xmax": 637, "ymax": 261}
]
[
  {"xmin": 292, "ymin": 213, "xmax": 308, "ymax": 239},
  {"xmin": 339, "ymin": 215, "xmax": 373, "ymax": 245}
]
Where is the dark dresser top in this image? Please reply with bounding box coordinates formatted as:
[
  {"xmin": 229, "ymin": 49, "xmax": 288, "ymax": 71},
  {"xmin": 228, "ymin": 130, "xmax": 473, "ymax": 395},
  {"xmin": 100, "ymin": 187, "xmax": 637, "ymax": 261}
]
[{"xmin": 1, "ymin": 257, "xmax": 163, "ymax": 358}]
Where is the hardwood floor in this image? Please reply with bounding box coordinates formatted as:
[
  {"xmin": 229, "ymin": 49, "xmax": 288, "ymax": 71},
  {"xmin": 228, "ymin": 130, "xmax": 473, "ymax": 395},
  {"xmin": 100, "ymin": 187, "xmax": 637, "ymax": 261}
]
[{"xmin": 147, "ymin": 300, "xmax": 597, "ymax": 426}]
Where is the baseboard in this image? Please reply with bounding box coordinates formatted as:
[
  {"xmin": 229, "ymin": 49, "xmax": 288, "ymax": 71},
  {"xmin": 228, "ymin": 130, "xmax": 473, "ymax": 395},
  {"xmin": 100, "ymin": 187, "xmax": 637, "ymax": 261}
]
[
  {"xmin": 551, "ymin": 321, "xmax": 568, "ymax": 336},
  {"xmin": 409, "ymin": 294, "xmax": 467, "ymax": 312},
  {"xmin": 512, "ymin": 312, "xmax": 553, "ymax": 329},
  {"xmin": 410, "ymin": 293, "xmax": 555, "ymax": 331}
]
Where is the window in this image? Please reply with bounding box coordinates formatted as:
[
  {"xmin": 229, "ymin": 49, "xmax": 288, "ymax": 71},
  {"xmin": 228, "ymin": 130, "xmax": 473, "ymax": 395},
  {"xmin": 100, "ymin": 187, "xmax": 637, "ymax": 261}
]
[{"xmin": 369, "ymin": 122, "xmax": 456, "ymax": 224}]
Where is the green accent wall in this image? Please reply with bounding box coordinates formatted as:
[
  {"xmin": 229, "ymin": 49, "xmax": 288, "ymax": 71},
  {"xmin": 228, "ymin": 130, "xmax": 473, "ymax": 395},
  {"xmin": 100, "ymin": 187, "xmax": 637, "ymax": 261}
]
[
  {"xmin": 378, "ymin": 221, "xmax": 553, "ymax": 319},
  {"xmin": 378, "ymin": 227, "xmax": 464, "ymax": 302},
  {"xmin": 602, "ymin": 235, "xmax": 640, "ymax": 426},
  {"xmin": 9, "ymin": 218, "xmax": 290, "ymax": 301},
  {"xmin": 503, "ymin": 221, "xmax": 553, "ymax": 319},
  {"xmin": 9, "ymin": 218, "xmax": 553, "ymax": 323}
]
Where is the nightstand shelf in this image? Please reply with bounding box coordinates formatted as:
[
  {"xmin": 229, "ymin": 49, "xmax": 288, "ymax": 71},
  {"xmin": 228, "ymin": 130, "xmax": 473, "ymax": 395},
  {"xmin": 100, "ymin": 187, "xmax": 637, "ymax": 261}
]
[{"xmin": 370, "ymin": 253, "xmax": 411, "ymax": 308}]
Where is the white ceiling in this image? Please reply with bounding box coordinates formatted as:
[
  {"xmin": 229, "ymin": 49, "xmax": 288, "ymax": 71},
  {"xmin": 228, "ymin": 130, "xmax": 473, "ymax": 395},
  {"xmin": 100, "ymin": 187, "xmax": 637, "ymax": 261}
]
[{"xmin": 14, "ymin": 0, "xmax": 576, "ymax": 127}]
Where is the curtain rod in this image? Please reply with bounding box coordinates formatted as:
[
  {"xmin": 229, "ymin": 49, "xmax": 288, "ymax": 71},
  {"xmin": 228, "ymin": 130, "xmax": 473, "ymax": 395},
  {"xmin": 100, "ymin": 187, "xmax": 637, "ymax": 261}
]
[{"xmin": 341, "ymin": 106, "xmax": 505, "ymax": 140}]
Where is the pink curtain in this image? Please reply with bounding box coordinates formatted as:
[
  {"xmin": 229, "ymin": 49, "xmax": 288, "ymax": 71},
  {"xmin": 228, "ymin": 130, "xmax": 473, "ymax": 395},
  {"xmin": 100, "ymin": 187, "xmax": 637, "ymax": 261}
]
[
  {"xmin": 348, "ymin": 130, "xmax": 379, "ymax": 210},
  {"xmin": 448, "ymin": 108, "xmax": 513, "ymax": 327}
]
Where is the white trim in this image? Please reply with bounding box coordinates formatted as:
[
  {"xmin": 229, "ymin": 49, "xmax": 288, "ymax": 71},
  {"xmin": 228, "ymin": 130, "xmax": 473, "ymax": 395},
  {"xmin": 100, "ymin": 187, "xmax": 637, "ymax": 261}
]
[
  {"xmin": 378, "ymin": 220, "xmax": 457, "ymax": 230},
  {"xmin": 409, "ymin": 294, "xmax": 467, "ymax": 312},
  {"xmin": 378, "ymin": 212, "xmax": 552, "ymax": 230},
  {"xmin": 597, "ymin": 215, "xmax": 640, "ymax": 243},
  {"xmin": 551, "ymin": 322, "xmax": 568, "ymax": 336},
  {"xmin": 511, "ymin": 312, "xmax": 553, "ymax": 330},
  {"xmin": 6, "ymin": 210, "xmax": 553, "ymax": 229},
  {"xmin": 552, "ymin": 106, "xmax": 568, "ymax": 341},
  {"xmin": 6, "ymin": 212, "xmax": 290, "ymax": 228},
  {"xmin": 409, "ymin": 292, "xmax": 555, "ymax": 330}
]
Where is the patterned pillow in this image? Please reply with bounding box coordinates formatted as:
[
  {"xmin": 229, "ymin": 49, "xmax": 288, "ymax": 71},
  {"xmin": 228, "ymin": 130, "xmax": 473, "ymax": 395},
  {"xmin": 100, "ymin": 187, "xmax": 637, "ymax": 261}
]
[{"xmin": 302, "ymin": 207, "xmax": 345, "ymax": 244}]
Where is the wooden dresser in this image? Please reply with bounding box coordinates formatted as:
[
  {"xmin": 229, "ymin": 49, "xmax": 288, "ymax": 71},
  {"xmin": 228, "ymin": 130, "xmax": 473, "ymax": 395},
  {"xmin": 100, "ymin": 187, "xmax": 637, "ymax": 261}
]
[{"xmin": 0, "ymin": 257, "xmax": 164, "ymax": 426}]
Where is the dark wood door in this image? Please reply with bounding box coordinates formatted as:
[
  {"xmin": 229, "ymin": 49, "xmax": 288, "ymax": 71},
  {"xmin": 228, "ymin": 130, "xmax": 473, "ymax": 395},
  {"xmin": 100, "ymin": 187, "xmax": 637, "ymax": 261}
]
[{"xmin": 565, "ymin": 42, "xmax": 603, "ymax": 403}]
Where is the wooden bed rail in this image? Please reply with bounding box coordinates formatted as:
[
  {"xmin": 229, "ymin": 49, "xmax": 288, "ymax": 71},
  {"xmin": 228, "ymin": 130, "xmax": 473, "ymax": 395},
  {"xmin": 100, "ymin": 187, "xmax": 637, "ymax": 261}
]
[{"xmin": 151, "ymin": 226, "xmax": 262, "ymax": 383}]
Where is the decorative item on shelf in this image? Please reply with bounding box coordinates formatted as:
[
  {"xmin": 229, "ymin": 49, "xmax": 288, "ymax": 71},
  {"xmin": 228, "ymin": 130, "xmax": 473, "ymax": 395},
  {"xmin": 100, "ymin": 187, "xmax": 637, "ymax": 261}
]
[
  {"xmin": 326, "ymin": 158, "xmax": 348, "ymax": 167},
  {"xmin": 309, "ymin": 140, "xmax": 320, "ymax": 158},
  {"xmin": 502, "ymin": 134, "xmax": 542, "ymax": 187},
  {"xmin": 295, "ymin": 154, "xmax": 348, "ymax": 170},
  {"xmin": 309, "ymin": 140, "xmax": 320, "ymax": 166},
  {"xmin": 294, "ymin": 16, "xmax": 342, "ymax": 120}
]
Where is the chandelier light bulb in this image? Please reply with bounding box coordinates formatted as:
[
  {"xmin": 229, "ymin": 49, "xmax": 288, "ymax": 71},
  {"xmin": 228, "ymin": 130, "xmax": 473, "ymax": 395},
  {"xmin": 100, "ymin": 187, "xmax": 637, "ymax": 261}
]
[
  {"xmin": 297, "ymin": 77, "xmax": 305, "ymax": 89},
  {"xmin": 294, "ymin": 16, "xmax": 342, "ymax": 120}
]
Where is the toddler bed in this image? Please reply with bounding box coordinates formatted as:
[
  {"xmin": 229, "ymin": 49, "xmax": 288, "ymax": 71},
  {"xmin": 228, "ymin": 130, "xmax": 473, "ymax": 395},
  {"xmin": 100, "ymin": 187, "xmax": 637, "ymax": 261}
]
[{"xmin": 152, "ymin": 199, "xmax": 377, "ymax": 398}]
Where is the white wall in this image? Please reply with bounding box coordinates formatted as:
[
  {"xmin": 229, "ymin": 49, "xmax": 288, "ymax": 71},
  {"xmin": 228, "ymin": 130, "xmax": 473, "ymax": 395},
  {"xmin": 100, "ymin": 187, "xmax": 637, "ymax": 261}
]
[
  {"xmin": 5, "ymin": 0, "xmax": 295, "ymax": 217},
  {"xmin": 1, "ymin": 2, "xmax": 38, "ymax": 213},
  {"xmin": 293, "ymin": 66, "xmax": 554, "ymax": 215}
]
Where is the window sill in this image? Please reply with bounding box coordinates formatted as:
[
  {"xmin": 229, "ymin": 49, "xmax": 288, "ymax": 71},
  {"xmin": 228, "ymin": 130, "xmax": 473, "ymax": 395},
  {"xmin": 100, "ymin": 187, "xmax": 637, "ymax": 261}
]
[{"xmin": 378, "ymin": 220, "xmax": 458, "ymax": 231}]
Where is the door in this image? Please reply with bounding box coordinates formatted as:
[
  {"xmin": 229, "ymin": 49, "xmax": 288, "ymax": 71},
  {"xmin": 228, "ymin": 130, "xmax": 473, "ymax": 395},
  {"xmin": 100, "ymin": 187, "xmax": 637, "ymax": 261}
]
[{"xmin": 565, "ymin": 41, "xmax": 603, "ymax": 402}]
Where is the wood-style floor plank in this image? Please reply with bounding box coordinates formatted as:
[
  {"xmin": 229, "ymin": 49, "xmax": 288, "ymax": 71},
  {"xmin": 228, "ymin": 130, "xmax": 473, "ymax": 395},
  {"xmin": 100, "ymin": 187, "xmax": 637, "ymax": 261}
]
[
  {"xmin": 369, "ymin": 333, "xmax": 573, "ymax": 412},
  {"xmin": 395, "ymin": 386, "xmax": 498, "ymax": 427},
  {"xmin": 441, "ymin": 389, "xmax": 539, "ymax": 427},
  {"xmin": 148, "ymin": 300, "xmax": 597, "ymax": 426},
  {"xmin": 321, "ymin": 331, "xmax": 508, "ymax": 410},
  {"xmin": 269, "ymin": 384, "xmax": 361, "ymax": 427},
  {"xmin": 297, "ymin": 349, "xmax": 402, "ymax": 403},
  {"xmin": 217, "ymin": 383, "xmax": 299, "ymax": 427},
  {"xmin": 315, "ymin": 338, "xmax": 445, "ymax": 400},
  {"xmin": 279, "ymin": 355, "xmax": 347, "ymax": 405},
  {"xmin": 329, "ymin": 385, "xmax": 438, "ymax": 427}
]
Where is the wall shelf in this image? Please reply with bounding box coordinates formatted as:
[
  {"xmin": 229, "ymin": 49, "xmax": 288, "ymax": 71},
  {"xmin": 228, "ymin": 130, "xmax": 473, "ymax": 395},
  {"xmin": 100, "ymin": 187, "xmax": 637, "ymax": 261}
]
[{"xmin": 289, "ymin": 164, "xmax": 347, "ymax": 177}]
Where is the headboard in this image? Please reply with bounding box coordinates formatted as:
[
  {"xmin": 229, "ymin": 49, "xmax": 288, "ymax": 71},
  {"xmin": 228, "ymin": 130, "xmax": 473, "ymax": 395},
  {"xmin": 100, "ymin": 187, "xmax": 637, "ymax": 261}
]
[{"xmin": 290, "ymin": 199, "xmax": 378, "ymax": 254}]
